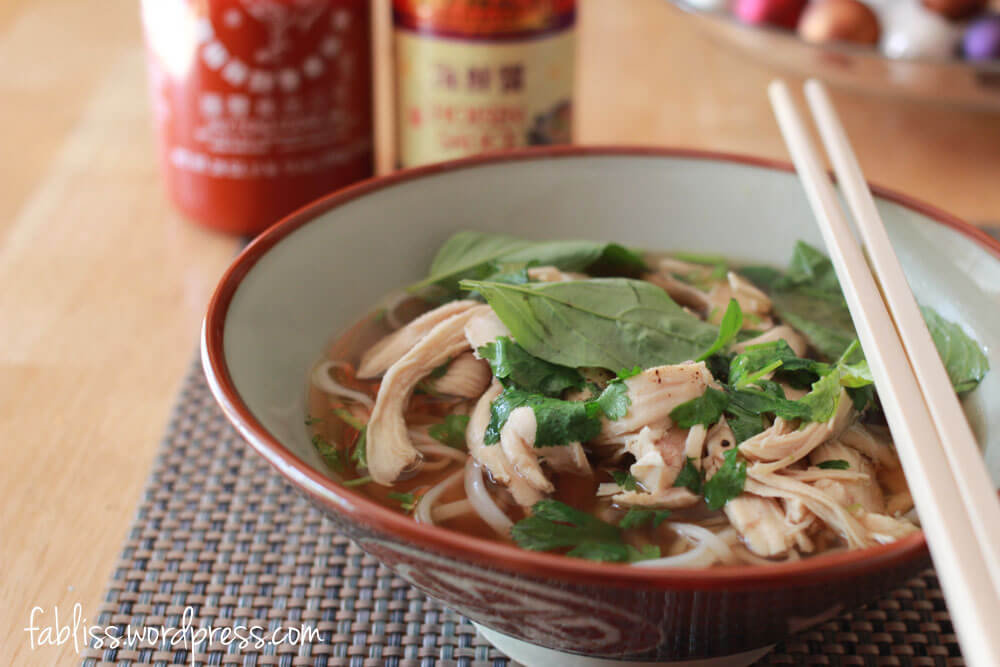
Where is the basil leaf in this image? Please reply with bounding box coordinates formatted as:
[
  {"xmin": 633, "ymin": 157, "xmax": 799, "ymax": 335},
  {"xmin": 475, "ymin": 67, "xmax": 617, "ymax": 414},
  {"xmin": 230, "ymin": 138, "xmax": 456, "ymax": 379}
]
[
  {"xmin": 411, "ymin": 231, "xmax": 646, "ymax": 294},
  {"xmin": 477, "ymin": 336, "xmax": 584, "ymax": 396},
  {"xmin": 769, "ymin": 290, "xmax": 857, "ymax": 361},
  {"xmin": 921, "ymin": 306, "xmax": 990, "ymax": 394},
  {"xmin": 428, "ymin": 415, "xmax": 470, "ymax": 450},
  {"xmin": 484, "ymin": 386, "xmax": 602, "ymax": 447},
  {"xmin": 817, "ymin": 459, "xmax": 850, "ymax": 470},
  {"xmin": 669, "ymin": 387, "xmax": 730, "ymax": 428},
  {"xmin": 703, "ymin": 449, "xmax": 746, "ymax": 510},
  {"xmin": 696, "ymin": 298, "xmax": 743, "ymax": 361},
  {"xmin": 779, "ymin": 241, "xmax": 842, "ymax": 293},
  {"xmin": 461, "ymin": 278, "xmax": 720, "ymax": 371}
]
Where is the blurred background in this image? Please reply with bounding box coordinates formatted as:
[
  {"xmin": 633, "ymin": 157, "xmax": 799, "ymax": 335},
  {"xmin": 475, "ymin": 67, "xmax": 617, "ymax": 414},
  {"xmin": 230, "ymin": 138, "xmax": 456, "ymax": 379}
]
[{"xmin": 2, "ymin": 0, "xmax": 999, "ymax": 662}]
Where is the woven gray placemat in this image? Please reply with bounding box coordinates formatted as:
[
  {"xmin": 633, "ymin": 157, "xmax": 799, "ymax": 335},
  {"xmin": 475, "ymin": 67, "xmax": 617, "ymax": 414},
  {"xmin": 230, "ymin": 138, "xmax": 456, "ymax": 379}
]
[{"xmin": 81, "ymin": 363, "xmax": 964, "ymax": 666}]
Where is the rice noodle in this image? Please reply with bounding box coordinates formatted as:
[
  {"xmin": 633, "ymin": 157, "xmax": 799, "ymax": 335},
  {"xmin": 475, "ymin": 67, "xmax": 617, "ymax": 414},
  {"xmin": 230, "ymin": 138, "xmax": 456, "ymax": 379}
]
[
  {"xmin": 464, "ymin": 459, "xmax": 514, "ymax": 537},
  {"xmin": 631, "ymin": 523, "xmax": 737, "ymax": 568},
  {"xmin": 414, "ymin": 468, "xmax": 465, "ymax": 525},
  {"xmin": 433, "ymin": 499, "xmax": 474, "ymax": 523},
  {"xmin": 311, "ymin": 361, "xmax": 374, "ymax": 409},
  {"xmin": 671, "ymin": 523, "xmax": 740, "ymax": 565}
]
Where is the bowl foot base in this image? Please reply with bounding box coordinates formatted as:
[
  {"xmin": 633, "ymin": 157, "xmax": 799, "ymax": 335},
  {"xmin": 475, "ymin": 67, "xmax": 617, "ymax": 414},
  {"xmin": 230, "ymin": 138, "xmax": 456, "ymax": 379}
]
[{"xmin": 474, "ymin": 623, "xmax": 773, "ymax": 667}]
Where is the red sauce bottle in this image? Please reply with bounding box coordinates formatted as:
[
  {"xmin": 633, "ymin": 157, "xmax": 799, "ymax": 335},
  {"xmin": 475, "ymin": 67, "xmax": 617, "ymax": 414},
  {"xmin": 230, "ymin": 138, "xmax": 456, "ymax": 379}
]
[
  {"xmin": 141, "ymin": 0, "xmax": 374, "ymax": 235},
  {"xmin": 392, "ymin": 0, "xmax": 576, "ymax": 168}
]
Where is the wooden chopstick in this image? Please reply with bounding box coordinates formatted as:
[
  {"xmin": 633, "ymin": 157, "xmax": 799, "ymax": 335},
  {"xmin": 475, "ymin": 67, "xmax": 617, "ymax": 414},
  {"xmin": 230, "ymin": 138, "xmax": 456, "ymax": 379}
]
[
  {"xmin": 804, "ymin": 79, "xmax": 1000, "ymax": 597},
  {"xmin": 768, "ymin": 79, "xmax": 1000, "ymax": 667}
]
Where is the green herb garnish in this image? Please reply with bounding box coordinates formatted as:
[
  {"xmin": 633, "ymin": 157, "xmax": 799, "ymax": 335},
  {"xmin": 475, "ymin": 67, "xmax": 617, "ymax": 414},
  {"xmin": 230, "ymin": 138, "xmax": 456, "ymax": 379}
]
[
  {"xmin": 817, "ymin": 459, "xmax": 850, "ymax": 470},
  {"xmin": 619, "ymin": 507, "xmax": 671, "ymax": 530},
  {"xmin": 388, "ymin": 491, "xmax": 418, "ymax": 512},
  {"xmin": 312, "ymin": 434, "xmax": 344, "ymax": 473},
  {"xmin": 669, "ymin": 387, "xmax": 730, "ymax": 428},
  {"xmin": 611, "ymin": 470, "xmax": 640, "ymax": 491},
  {"xmin": 696, "ymin": 298, "xmax": 743, "ymax": 361},
  {"xmin": 428, "ymin": 414, "xmax": 470, "ymax": 450},
  {"xmin": 703, "ymin": 449, "xmax": 746, "ymax": 511}
]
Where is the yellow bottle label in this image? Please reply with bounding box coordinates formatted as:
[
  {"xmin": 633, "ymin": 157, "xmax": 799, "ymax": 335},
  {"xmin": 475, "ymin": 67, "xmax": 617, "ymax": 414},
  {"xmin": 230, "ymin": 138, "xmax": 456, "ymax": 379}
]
[{"xmin": 395, "ymin": 28, "xmax": 574, "ymax": 168}]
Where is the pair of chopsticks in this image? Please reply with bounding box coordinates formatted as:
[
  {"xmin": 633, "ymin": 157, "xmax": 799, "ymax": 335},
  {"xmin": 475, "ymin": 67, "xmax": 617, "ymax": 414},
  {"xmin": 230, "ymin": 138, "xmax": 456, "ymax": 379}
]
[{"xmin": 769, "ymin": 79, "xmax": 1000, "ymax": 667}]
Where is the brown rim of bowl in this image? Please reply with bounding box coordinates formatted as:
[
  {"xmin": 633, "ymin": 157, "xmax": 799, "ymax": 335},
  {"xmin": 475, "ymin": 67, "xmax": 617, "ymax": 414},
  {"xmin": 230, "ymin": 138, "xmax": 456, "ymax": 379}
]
[{"xmin": 203, "ymin": 145, "xmax": 1000, "ymax": 593}]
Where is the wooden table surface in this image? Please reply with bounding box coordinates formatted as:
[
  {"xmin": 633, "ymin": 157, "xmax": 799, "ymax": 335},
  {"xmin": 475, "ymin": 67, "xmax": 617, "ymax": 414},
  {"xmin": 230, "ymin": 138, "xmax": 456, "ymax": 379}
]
[{"xmin": 2, "ymin": 0, "xmax": 998, "ymax": 663}]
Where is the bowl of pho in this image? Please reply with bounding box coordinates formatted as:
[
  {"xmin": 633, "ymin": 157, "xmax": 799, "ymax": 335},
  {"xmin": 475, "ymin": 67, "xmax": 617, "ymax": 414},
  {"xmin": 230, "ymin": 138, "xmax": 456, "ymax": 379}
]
[{"xmin": 203, "ymin": 147, "xmax": 999, "ymax": 665}]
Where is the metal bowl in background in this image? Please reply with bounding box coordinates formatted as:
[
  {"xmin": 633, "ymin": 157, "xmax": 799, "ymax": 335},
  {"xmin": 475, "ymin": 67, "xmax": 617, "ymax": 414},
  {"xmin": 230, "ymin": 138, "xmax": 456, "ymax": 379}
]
[{"xmin": 667, "ymin": 0, "xmax": 1000, "ymax": 110}]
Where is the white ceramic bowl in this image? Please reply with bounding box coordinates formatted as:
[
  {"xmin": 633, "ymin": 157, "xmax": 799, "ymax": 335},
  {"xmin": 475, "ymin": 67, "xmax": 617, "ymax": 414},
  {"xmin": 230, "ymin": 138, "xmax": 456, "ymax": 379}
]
[{"xmin": 203, "ymin": 148, "xmax": 1000, "ymax": 665}]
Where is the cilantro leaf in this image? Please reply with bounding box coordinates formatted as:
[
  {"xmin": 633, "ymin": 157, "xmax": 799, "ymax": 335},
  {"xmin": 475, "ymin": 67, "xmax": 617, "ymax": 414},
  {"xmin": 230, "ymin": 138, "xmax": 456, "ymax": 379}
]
[
  {"xmin": 428, "ymin": 414, "xmax": 470, "ymax": 450},
  {"xmin": 669, "ymin": 387, "xmax": 729, "ymax": 428},
  {"xmin": 696, "ymin": 298, "xmax": 743, "ymax": 361},
  {"xmin": 511, "ymin": 500, "xmax": 629, "ymax": 562},
  {"xmin": 725, "ymin": 402, "xmax": 765, "ymax": 443},
  {"xmin": 673, "ymin": 458, "xmax": 703, "ymax": 494},
  {"xmin": 619, "ymin": 507, "xmax": 671, "ymax": 530},
  {"xmin": 484, "ymin": 386, "xmax": 602, "ymax": 447},
  {"xmin": 477, "ymin": 336, "xmax": 584, "ymax": 396},
  {"xmin": 611, "ymin": 470, "xmax": 640, "ymax": 491},
  {"xmin": 387, "ymin": 491, "xmax": 418, "ymax": 512},
  {"xmin": 342, "ymin": 475, "xmax": 372, "ymax": 488},
  {"xmin": 616, "ymin": 365, "xmax": 642, "ymax": 380},
  {"xmin": 594, "ymin": 381, "xmax": 631, "ymax": 420},
  {"xmin": 312, "ymin": 434, "xmax": 345, "ymax": 473},
  {"xmin": 817, "ymin": 459, "xmax": 850, "ymax": 470},
  {"xmin": 703, "ymin": 449, "xmax": 746, "ymax": 510}
]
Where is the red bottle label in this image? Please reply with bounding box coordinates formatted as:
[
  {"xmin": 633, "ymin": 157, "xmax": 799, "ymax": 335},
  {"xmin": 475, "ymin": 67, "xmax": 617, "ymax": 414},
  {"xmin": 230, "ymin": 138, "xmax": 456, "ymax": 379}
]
[{"xmin": 142, "ymin": 0, "xmax": 373, "ymax": 234}]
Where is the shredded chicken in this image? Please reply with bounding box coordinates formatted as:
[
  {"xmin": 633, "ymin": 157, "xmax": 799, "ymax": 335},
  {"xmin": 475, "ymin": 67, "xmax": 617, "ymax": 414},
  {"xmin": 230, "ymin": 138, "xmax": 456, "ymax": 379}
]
[
  {"xmin": 366, "ymin": 305, "xmax": 490, "ymax": 485},
  {"xmin": 597, "ymin": 362, "xmax": 716, "ymax": 443},
  {"xmin": 839, "ymin": 424, "xmax": 901, "ymax": 471},
  {"xmin": 739, "ymin": 391, "xmax": 854, "ymax": 473},
  {"xmin": 527, "ymin": 266, "xmax": 588, "ymax": 282},
  {"xmin": 643, "ymin": 271, "xmax": 711, "ymax": 311},
  {"xmin": 733, "ymin": 325, "xmax": 809, "ymax": 358},
  {"xmin": 706, "ymin": 272, "xmax": 774, "ymax": 329},
  {"xmin": 622, "ymin": 426, "xmax": 686, "ymax": 493},
  {"xmin": 465, "ymin": 382, "xmax": 543, "ymax": 508},
  {"xmin": 538, "ymin": 443, "xmax": 592, "ymax": 476},
  {"xmin": 612, "ymin": 488, "xmax": 700, "ymax": 509},
  {"xmin": 422, "ymin": 351, "xmax": 492, "ymax": 398},
  {"xmin": 465, "ymin": 309, "xmax": 512, "ymax": 352},
  {"xmin": 499, "ymin": 407, "xmax": 552, "ymax": 493},
  {"xmin": 809, "ymin": 441, "xmax": 884, "ymax": 514},
  {"xmin": 723, "ymin": 495, "xmax": 798, "ymax": 558},
  {"xmin": 359, "ymin": 300, "xmax": 480, "ymax": 378}
]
